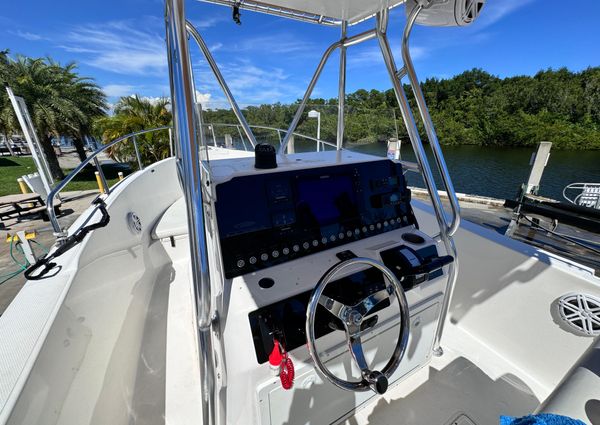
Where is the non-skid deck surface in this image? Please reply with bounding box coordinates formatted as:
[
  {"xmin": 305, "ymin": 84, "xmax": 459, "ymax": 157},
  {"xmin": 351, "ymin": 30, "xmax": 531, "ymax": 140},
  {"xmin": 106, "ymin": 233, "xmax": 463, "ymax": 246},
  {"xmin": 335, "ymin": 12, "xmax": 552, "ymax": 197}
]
[
  {"xmin": 432, "ymin": 198, "xmax": 600, "ymax": 276},
  {"xmin": 345, "ymin": 353, "xmax": 539, "ymax": 425}
]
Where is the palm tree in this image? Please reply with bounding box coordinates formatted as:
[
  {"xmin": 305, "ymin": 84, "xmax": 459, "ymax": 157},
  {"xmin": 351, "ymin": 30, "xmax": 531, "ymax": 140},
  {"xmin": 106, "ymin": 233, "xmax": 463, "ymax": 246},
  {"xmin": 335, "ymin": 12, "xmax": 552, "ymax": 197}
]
[
  {"xmin": 0, "ymin": 50, "xmax": 16, "ymax": 153},
  {"xmin": 0, "ymin": 55, "xmax": 107, "ymax": 179},
  {"xmin": 94, "ymin": 95, "xmax": 172, "ymax": 165},
  {"xmin": 47, "ymin": 60, "xmax": 107, "ymax": 161}
]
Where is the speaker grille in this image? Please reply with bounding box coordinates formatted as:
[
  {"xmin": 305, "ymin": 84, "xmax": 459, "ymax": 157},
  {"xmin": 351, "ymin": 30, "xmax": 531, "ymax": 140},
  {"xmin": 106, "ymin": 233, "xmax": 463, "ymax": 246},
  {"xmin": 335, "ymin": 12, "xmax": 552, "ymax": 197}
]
[
  {"xmin": 127, "ymin": 212, "xmax": 143, "ymax": 234},
  {"xmin": 460, "ymin": 0, "xmax": 485, "ymax": 24},
  {"xmin": 558, "ymin": 293, "xmax": 600, "ymax": 336}
]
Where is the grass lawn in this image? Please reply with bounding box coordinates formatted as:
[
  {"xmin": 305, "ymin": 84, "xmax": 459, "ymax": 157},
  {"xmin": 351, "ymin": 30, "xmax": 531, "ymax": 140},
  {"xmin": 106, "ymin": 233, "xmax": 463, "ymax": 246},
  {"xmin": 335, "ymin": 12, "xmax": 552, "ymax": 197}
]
[{"xmin": 0, "ymin": 156, "xmax": 132, "ymax": 197}]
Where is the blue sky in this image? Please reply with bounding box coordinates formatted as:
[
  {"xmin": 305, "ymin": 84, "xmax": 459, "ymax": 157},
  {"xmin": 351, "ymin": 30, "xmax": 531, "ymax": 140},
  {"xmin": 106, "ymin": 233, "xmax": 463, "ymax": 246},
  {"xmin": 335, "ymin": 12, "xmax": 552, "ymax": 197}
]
[{"xmin": 2, "ymin": 0, "xmax": 599, "ymax": 107}]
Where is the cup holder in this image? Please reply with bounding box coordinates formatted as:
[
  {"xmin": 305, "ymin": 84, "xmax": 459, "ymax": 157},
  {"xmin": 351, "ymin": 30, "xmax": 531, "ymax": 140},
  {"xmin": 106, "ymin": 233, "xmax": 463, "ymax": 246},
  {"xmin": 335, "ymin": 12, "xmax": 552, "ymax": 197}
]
[
  {"xmin": 401, "ymin": 232, "xmax": 425, "ymax": 245},
  {"xmin": 258, "ymin": 277, "xmax": 275, "ymax": 289}
]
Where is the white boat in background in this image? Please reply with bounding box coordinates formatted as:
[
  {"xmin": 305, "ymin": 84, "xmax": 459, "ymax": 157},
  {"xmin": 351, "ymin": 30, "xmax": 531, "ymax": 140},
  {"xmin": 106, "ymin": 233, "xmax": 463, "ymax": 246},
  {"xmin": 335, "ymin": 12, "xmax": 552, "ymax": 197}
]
[{"xmin": 1, "ymin": 0, "xmax": 599, "ymax": 424}]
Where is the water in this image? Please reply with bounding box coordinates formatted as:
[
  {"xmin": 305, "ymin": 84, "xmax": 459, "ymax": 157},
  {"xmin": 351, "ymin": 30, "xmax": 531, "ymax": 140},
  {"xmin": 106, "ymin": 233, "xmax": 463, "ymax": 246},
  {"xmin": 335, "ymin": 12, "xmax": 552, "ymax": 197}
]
[{"xmin": 349, "ymin": 143, "xmax": 600, "ymax": 201}]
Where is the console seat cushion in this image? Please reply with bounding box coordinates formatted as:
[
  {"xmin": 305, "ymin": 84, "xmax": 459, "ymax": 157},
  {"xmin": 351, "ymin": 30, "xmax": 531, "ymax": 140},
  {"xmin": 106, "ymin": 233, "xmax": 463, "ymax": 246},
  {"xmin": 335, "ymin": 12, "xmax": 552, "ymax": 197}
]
[
  {"xmin": 537, "ymin": 337, "xmax": 600, "ymax": 424},
  {"xmin": 152, "ymin": 197, "xmax": 187, "ymax": 240}
]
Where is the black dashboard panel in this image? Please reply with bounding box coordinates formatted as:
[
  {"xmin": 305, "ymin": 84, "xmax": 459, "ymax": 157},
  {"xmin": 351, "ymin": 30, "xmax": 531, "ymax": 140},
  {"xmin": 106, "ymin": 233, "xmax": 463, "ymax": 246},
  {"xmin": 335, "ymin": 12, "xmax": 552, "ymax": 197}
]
[
  {"xmin": 247, "ymin": 245, "xmax": 441, "ymax": 364},
  {"xmin": 215, "ymin": 160, "xmax": 417, "ymax": 278},
  {"xmin": 248, "ymin": 267, "xmax": 391, "ymax": 364}
]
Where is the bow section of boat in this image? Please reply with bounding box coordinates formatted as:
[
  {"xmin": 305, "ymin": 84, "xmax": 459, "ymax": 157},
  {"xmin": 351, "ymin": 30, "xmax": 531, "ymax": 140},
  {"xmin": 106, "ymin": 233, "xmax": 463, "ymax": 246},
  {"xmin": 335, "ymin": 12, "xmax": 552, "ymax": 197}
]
[{"xmin": 0, "ymin": 154, "xmax": 183, "ymax": 424}]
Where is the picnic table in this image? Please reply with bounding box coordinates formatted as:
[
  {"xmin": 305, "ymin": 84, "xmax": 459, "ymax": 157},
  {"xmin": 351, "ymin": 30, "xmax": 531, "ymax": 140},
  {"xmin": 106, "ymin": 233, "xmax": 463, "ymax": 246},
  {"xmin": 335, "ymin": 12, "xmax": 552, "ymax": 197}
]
[
  {"xmin": 0, "ymin": 193, "xmax": 47, "ymax": 222},
  {"xmin": 0, "ymin": 141, "xmax": 31, "ymax": 156}
]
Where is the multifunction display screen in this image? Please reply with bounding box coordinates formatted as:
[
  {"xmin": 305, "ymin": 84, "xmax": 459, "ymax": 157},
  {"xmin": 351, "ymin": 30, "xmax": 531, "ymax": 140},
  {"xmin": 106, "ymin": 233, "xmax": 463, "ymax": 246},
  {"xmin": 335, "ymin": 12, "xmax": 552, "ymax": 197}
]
[{"xmin": 295, "ymin": 175, "xmax": 358, "ymax": 226}]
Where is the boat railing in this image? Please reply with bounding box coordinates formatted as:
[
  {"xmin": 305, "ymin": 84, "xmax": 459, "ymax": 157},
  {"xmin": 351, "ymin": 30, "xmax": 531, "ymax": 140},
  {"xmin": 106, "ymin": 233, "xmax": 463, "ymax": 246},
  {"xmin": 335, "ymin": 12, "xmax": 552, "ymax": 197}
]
[
  {"xmin": 563, "ymin": 182, "xmax": 600, "ymax": 209},
  {"xmin": 47, "ymin": 123, "xmax": 338, "ymax": 241},
  {"xmin": 47, "ymin": 126, "xmax": 171, "ymax": 240},
  {"xmin": 203, "ymin": 122, "xmax": 337, "ymax": 151}
]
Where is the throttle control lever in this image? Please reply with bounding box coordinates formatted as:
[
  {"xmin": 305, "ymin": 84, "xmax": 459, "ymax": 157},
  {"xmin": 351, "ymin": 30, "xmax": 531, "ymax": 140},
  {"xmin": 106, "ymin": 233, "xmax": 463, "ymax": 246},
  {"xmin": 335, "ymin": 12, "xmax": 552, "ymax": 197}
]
[
  {"xmin": 380, "ymin": 244, "xmax": 454, "ymax": 288},
  {"xmin": 408, "ymin": 254, "xmax": 454, "ymax": 276}
]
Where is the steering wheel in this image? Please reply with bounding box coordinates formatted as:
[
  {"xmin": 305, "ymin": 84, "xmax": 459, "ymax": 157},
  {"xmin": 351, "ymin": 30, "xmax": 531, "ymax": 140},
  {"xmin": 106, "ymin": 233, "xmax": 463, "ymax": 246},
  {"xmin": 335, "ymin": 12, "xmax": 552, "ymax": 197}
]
[{"xmin": 305, "ymin": 257, "xmax": 410, "ymax": 394}]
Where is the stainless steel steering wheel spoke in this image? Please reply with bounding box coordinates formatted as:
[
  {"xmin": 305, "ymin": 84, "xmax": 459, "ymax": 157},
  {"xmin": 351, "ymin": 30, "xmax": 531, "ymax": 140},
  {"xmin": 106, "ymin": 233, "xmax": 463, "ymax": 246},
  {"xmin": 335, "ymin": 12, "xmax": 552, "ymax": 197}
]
[
  {"xmin": 348, "ymin": 334, "xmax": 369, "ymax": 372},
  {"xmin": 348, "ymin": 333, "xmax": 390, "ymax": 394},
  {"xmin": 352, "ymin": 285, "xmax": 394, "ymax": 317},
  {"xmin": 319, "ymin": 294, "xmax": 350, "ymax": 320}
]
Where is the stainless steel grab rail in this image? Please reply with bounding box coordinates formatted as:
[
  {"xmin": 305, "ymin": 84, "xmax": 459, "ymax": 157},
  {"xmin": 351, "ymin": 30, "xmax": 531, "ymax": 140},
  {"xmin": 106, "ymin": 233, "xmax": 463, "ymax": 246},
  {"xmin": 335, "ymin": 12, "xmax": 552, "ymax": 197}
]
[
  {"xmin": 376, "ymin": 7, "xmax": 459, "ymax": 357},
  {"xmin": 376, "ymin": 12, "xmax": 449, "ymax": 244},
  {"xmin": 206, "ymin": 123, "xmax": 337, "ymax": 150},
  {"xmin": 278, "ymin": 42, "xmax": 340, "ymax": 154},
  {"xmin": 401, "ymin": 4, "xmax": 460, "ymax": 357},
  {"xmin": 337, "ymin": 21, "xmax": 347, "ymax": 150},
  {"xmin": 402, "ymin": 4, "xmax": 461, "ymax": 237},
  {"xmin": 166, "ymin": 1, "xmax": 217, "ymax": 424},
  {"xmin": 278, "ymin": 28, "xmax": 378, "ymax": 154},
  {"xmin": 186, "ymin": 21, "xmax": 258, "ymax": 148},
  {"xmin": 47, "ymin": 126, "xmax": 171, "ymax": 239}
]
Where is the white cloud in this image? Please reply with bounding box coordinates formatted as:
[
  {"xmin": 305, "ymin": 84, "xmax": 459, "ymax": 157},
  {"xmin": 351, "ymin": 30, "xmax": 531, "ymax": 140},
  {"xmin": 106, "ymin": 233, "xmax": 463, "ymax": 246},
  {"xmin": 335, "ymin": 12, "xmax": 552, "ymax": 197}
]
[
  {"xmin": 188, "ymin": 33, "xmax": 319, "ymax": 104},
  {"xmin": 193, "ymin": 58, "xmax": 305, "ymax": 106},
  {"xmin": 61, "ymin": 20, "xmax": 167, "ymax": 76},
  {"xmin": 12, "ymin": 30, "xmax": 45, "ymax": 41},
  {"xmin": 193, "ymin": 16, "xmax": 228, "ymax": 29},
  {"xmin": 195, "ymin": 90, "xmax": 212, "ymax": 105},
  {"xmin": 104, "ymin": 84, "xmax": 135, "ymax": 97},
  {"xmin": 209, "ymin": 42, "xmax": 223, "ymax": 53},
  {"xmin": 475, "ymin": 0, "xmax": 536, "ymax": 29},
  {"xmin": 102, "ymin": 82, "xmax": 172, "ymax": 107},
  {"xmin": 409, "ymin": 46, "xmax": 428, "ymax": 60},
  {"xmin": 57, "ymin": 45, "xmax": 97, "ymax": 54}
]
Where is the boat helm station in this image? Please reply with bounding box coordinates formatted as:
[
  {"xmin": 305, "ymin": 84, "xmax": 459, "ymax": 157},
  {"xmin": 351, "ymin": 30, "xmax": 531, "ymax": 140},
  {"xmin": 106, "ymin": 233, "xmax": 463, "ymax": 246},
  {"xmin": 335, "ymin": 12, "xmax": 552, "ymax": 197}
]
[
  {"xmin": 1, "ymin": 0, "xmax": 599, "ymax": 425},
  {"xmin": 168, "ymin": 0, "xmax": 472, "ymax": 421},
  {"xmin": 209, "ymin": 148, "xmax": 455, "ymax": 422}
]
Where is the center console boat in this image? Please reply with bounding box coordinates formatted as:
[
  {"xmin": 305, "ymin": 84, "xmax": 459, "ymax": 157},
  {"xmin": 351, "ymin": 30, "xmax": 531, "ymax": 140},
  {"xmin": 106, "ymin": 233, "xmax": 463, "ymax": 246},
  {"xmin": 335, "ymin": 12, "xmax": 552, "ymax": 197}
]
[{"xmin": 0, "ymin": 0, "xmax": 599, "ymax": 424}]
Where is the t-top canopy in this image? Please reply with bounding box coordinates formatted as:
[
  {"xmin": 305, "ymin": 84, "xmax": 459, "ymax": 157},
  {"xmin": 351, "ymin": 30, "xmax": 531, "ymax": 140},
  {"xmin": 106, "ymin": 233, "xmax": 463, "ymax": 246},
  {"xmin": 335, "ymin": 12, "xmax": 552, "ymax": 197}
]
[{"xmin": 198, "ymin": 0, "xmax": 406, "ymax": 26}]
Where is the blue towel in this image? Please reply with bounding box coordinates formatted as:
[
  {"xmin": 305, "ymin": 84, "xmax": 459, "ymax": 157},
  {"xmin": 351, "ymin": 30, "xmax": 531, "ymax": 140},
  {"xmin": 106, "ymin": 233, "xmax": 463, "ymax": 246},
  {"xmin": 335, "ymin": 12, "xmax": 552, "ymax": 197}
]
[{"xmin": 500, "ymin": 414, "xmax": 586, "ymax": 425}]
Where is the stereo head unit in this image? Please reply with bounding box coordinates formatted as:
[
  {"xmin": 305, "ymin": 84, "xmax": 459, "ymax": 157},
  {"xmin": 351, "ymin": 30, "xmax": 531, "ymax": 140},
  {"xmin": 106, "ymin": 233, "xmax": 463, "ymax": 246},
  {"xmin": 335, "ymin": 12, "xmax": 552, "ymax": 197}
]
[{"xmin": 215, "ymin": 159, "xmax": 417, "ymax": 278}]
